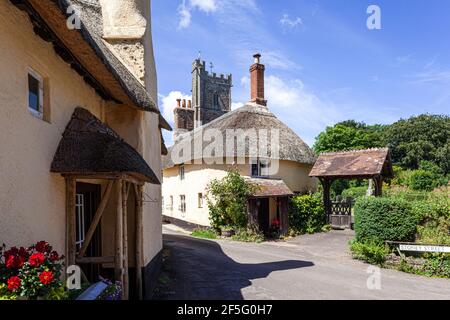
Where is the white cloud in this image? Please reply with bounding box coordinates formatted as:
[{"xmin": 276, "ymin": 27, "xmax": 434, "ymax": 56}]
[
  {"xmin": 190, "ymin": 0, "xmax": 218, "ymax": 12},
  {"xmin": 158, "ymin": 91, "xmax": 192, "ymax": 124},
  {"xmin": 280, "ymin": 14, "xmax": 303, "ymax": 29},
  {"xmin": 177, "ymin": 1, "xmax": 192, "ymax": 29}
]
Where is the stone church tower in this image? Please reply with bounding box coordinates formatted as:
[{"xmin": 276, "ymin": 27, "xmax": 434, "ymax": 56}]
[{"xmin": 174, "ymin": 59, "xmax": 232, "ymax": 140}]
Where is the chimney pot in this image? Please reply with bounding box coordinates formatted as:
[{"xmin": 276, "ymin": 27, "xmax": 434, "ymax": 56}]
[
  {"xmin": 182, "ymin": 99, "xmax": 186, "ymax": 108},
  {"xmin": 253, "ymin": 53, "xmax": 261, "ymax": 64},
  {"xmin": 188, "ymin": 100, "xmax": 192, "ymax": 108},
  {"xmin": 176, "ymin": 99, "xmax": 181, "ymax": 108}
]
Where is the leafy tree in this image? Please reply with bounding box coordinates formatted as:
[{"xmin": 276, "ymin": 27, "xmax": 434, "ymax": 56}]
[
  {"xmin": 384, "ymin": 114, "xmax": 450, "ymax": 173},
  {"xmin": 206, "ymin": 170, "xmax": 256, "ymax": 231},
  {"xmin": 313, "ymin": 120, "xmax": 387, "ymax": 153}
]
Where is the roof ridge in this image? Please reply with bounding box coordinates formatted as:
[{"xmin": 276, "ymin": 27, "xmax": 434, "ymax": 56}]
[{"xmin": 319, "ymin": 147, "xmax": 389, "ymax": 156}]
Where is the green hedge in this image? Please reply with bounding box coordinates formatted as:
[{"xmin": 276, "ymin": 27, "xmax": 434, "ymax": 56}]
[
  {"xmin": 354, "ymin": 197, "xmax": 418, "ymax": 243},
  {"xmin": 289, "ymin": 193, "xmax": 327, "ymax": 235}
]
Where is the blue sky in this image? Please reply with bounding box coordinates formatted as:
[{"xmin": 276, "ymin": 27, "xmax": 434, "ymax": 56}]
[{"xmin": 152, "ymin": 0, "xmax": 450, "ymax": 146}]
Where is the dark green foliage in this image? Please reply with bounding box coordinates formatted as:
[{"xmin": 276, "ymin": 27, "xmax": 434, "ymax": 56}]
[
  {"xmin": 289, "ymin": 193, "xmax": 327, "ymax": 235},
  {"xmin": 206, "ymin": 170, "xmax": 256, "ymax": 231},
  {"xmin": 313, "ymin": 120, "xmax": 387, "ymax": 153},
  {"xmin": 349, "ymin": 240, "xmax": 389, "ymax": 265},
  {"xmin": 341, "ymin": 186, "xmax": 368, "ymax": 200},
  {"xmin": 409, "ymin": 170, "xmax": 436, "ymax": 191},
  {"xmin": 384, "ymin": 114, "xmax": 450, "ymax": 173},
  {"xmin": 354, "ymin": 197, "xmax": 418, "ymax": 243}
]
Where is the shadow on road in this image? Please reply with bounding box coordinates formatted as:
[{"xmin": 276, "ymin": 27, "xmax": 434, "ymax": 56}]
[{"xmin": 155, "ymin": 233, "xmax": 314, "ymax": 300}]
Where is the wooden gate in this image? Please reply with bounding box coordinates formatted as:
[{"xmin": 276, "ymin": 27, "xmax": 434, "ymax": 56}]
[{"xmin": 329, "ymin": 200, "xmax": 353, "ymax": 229}]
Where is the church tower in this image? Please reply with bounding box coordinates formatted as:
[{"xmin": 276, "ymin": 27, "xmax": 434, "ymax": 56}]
[{"xmin": 192, "ymin": 59, "xmax": 232, "ymax": 127}]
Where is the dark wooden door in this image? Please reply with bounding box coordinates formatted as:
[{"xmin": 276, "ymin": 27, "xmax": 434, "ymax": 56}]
[
  {"xmin": 258, "ymin": 198, "xmax": 270, "ymax": 234},
  {"xmin": 76, "ymin": 183, "xmax": 102, "ymax": 282}
]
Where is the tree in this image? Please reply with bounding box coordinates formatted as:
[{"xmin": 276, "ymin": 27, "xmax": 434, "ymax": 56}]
[
  {"xmin": 206, "ymin": 170, "xmax": 257, "ymax": 231},
  {"xmin": 384, "ymin": 114, "xmax": 450, "ymax": 173},
  {"xmin": 313, "ymin": 120, "xmax": 387, "ymax": 154}
]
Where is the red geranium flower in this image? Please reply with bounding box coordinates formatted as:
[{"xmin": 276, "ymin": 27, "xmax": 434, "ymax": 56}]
[
  {"xmin": 29, "ymin": 252, "xmax": 45, "ymax": 267},
  {"xmin": 7, "ymin": 276, "xmax": 21, "ymax": 292},
  {"xmin": 35, "ymin": 241, "xmax": 51, "ymax": 253},
  {"xmin": 39, "ymin": 271, "xmax": 54, "ymax": 285},
  {"xmin": 49, "ymin": 251, "xmax": 59, "ymax": 262}
]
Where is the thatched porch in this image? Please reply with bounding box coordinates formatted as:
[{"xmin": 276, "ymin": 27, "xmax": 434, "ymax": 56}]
[{"xmin": 51, "ymin": 108, "xmax": 160, "ymax": 300}]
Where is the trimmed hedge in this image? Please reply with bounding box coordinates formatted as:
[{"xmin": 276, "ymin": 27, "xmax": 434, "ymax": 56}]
[
  {"xmin": 341, "ymin": 186, "xmax": 368, "ymax": 200},
  {"xmin": 289, "ymin": 193, "xmax": 327, "ymax": 235},
  {"xmin": 354, "ymin": 197, "xmax": 418, "ymax": 243}
]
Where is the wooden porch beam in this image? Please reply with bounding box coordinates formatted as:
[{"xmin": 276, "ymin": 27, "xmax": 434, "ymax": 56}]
[
  {"xmin": 134, "ymin": 184, "xmax": 144, "ymax": 300},
  {"xmin": 122, "ymin": 182, "xmax": 130, "ymax": 300},
  {"xmin": 77, "ymin": 180, "xmax": 114, "ymax": 258},
  {"xmin": 115, "ymin": 179, "xmax": 124, "ymax": 300},
  {"xmin": 66, "ymin": 177, "xmax": 77, "ymax": 267}
]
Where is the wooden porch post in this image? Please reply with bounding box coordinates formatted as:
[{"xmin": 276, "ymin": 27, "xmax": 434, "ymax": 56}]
[
  {"xmin": 320, "ymin": 178, "xmax": 332, "ymax": 218},
  {"xmin": 373, "ymin": 175, "xmax": 383, "ymax": 197},
  {"xmin": 122, "ymin": 182, "xmax": 130, "ymax": 300},
  {"xmin": 115, "ymin": 179, "xmax": 124, "ymax": 299},
  {"xmin": 134, "ymin": 184, "xmax": 144, "ymax": 300},
  {"xmin": 66, "ymin": 177, "xmax": 77, "ymax": 267}
]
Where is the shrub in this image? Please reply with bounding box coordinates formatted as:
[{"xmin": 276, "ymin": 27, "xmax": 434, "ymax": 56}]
[
  {"xmin": 423, "ymin": 256, "xmax": 450, "ymax": 278},
  {"xmin": 231, "ymin": 229, "xmax": 264, "ymax": 243},
  {"xmin": 349, "ymin": 240, "xmax": 389, "ymax": 266},
  {"xmin": 410, "ymin": 170, "xmax": 436, "ymax": 191},
  {"xmin": 206, "ymin": 170, "xmax": 256, "ymax": 231},
  {"xmin": 354, "ymin": 197, "xmax": 417, "ymax": 243},
  {"xmin": 289, "ymin": 193, "xmax": 327, "ymax": 235},
  {"xmin": 191, "ymin": 228, "xmax": 218, "ymax": 239},
  {"xmin": 341, "ymin": 186, "xmax": 368, "ymax": 200}
]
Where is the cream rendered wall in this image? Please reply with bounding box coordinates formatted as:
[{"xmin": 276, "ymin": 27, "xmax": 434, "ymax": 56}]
[
  {"xmin": 162, "ymin": 158, "xmax": 317, "ymax": 227},
  {"xmin": 0, "ymin": 2, "xmax": 105, "ymax": 253}
]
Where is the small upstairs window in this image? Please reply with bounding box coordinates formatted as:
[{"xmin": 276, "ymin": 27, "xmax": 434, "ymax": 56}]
[
  {"xmin": 213, "ymin": 93, "xmax": 220, "ymax": 110},
  {"xmin": 28, "ymin": 68, "xmax": 49, "ymax": 121},
  {"xmin": 251, "ymin": 159, "xmax": 270, "ymax": 177},
  {"xmin": 180, "ymin": 195, "xmax": 186, "ymax": 213},
  {"xmin": 198, "ymin": 193, "xmax": 204, "ymax": 208},
  {"xmin": 179, "ymin": 165, "xmax": 185, "ymax": 180}
]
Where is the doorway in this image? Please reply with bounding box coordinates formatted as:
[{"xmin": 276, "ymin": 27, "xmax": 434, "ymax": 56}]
[
  {"xmin": 76, "ymin": 182, "xmax": 102, "ymax": 282},
  {"xmin": 258, "ymin": 198, "xmax": 270, "ymax": 234}
]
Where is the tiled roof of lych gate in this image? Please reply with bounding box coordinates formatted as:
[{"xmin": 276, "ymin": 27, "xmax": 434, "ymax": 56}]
[{"xmin": 309, "ymin": 148, "xmax": 394, "ymax": 178}]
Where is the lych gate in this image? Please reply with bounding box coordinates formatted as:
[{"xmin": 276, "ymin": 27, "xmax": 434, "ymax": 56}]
[{"xmin": 309, "ymin": 148, "xmax": 394, "ymax": 229}]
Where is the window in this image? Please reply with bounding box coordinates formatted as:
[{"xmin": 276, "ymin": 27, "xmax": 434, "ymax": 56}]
[
  {"xmin": 161, "ymin": 196, "xmax": 164, "ymax": 210},
  {"xmin": 213, "ymin": 93, "xmax": 220, "ymax": 110},
  {"xmin": 169, "ymin": 196, "xmax": 174, "ymax": 211},
  {"xmin": 198, "ymin": 193, "xmax": 204, "ymax": 208},
  {"xmin": 28, "ymin": 69, "xmax": 45, "ymax": 119},
  {"xmin": 251, "ymin": 159, "xmax": 270, "ymax": 177},
  {"xmin": 180, "ymin": 195, "xmax": 186, "ymax": 213},
  {"xmin": 179, "ymin": 165, "xmax": 185, "ymax": 180},
  {"xmin": 75, "ymin": 194, "xmax": 85, "ymax": 250}
]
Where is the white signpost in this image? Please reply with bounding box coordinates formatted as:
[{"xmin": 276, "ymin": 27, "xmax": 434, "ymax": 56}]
[{"xmin": 398, "ymin": 244, "xmax": 450, "ymax": 254}]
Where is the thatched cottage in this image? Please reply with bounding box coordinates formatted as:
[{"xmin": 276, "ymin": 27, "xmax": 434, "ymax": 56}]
[
  {"xmin": 162, "ymin": 54, "xmax": 316, "ymax": 235},
  {"xmin": 0, "ymin": 0, "xmax": 170, "ymax": 299}
]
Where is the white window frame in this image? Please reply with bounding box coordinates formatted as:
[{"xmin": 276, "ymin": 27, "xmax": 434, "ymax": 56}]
[
  {"xmin": 198, "ymin": 193, "xmax": 204, "ymax": 208},
  {"xmin": 75, "ymin": 194, "xmax": 85, "ymax": 250},
  {"xmin": 27, "ymin": 68, "xmax": 44, "ymax": 119},
  {"xmin": 169, "ymin": 195, "xmax": 174, "ymax": 211},
  {"xmin": 180, "ymin": 195, "xmax": 186, "ymax": 213}
]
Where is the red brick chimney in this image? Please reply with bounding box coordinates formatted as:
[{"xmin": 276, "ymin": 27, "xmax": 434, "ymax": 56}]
[{"xmin": 250, "ymin": 53, "xmax": 267, "ymax": 106}]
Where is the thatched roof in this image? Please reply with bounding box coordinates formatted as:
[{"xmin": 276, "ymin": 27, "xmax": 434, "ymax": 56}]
[
  {"xmin": 11, "ymin": 0, "xmax": 171, "ymax": 131},
  {"xmin": 246, "ymin": 178, "xmax": 293, "ymax": 198},
  {"xmin": 162, "ymin": 103, "xmax": 316, "ymax": 169},
  {"xmin": 309, "ymin": 148, "xmax": 393, "ymax": 179},
  {"xmin": 51, "ymin": 108, "xmax": 160, "ymax": 184}
]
